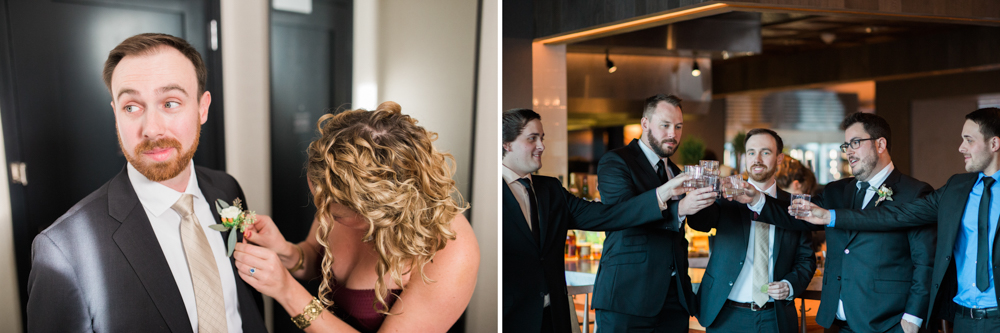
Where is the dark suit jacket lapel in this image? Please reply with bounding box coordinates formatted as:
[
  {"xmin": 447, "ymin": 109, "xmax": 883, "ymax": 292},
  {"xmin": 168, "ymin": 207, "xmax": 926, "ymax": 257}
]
[
  {"xmin": 108, "ymin": 168, "xmax": 194, "ymax": 333},
  {"xmin": 196, "ymin": 169, "xmax": 267, "ymax": 331},
  {"xmin": 771, "ymin": 189, "xmax": 791, "ymax": 260},
  {"xmin": 627, "ymin": 140, "xmax": 660, "ymax": 187},
  {"xmin": 503, "ymin": 181, "xmax": 538, "ymax": 249},
  {"xmin": 539, "ymin": 181, "xmax": 562, "ymax": 254},
  {"xmin": 943, "ymin": 175, "xmax": 977, "ymax": 262},
  {"xmin": 843, "ymin": 178, "xmax": 862, "ymax": 244}
]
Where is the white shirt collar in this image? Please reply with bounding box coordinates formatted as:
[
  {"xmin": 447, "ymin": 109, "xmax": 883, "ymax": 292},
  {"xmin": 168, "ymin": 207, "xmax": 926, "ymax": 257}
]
[
  {"xmin": 637, "ymin": 138, "xmax": 671, "ymax": 170},
  {"xmin": 858, "ymin": 161, "xmax": 894, "ymax": 191},
  {"xmin": 752, "ymin": 180, "xmax": 778, "ymax": 198},
  {"xmin": 502, "ymin": 165, "xmax": 531, "ymax": 185},
  {"xmin": 127, "ymin": 162, "xmax": 205, "ymax": 217}
]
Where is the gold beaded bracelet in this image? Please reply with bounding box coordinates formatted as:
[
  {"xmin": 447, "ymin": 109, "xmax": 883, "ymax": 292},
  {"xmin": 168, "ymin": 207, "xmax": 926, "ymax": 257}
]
[
  {"xmin": 291, "ymin": 297, "xmax": 323, "ymax": 329},
  {"xmin": 287, "ymin": 243, "xmax": 305, "ymax": 273}
]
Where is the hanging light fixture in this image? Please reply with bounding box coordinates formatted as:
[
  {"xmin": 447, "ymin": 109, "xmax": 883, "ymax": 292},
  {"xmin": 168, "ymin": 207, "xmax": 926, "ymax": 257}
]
[
  {"xmin": 691, "ymin": 59, "xmax": 701, "ymax": 77},
  {"xmin": 605, "ymin": 49, "xmax": 617, "ymax": 73}
]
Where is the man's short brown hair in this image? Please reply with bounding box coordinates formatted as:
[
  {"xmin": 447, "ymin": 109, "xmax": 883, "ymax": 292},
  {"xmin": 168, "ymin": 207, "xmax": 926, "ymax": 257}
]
[
  {"xmin": 502, "ymin": 108, "xmax": 541, "ymax": 157},
  {"xmin": 102, "ymin": 33, "xmax": 207, "ymax": 97}
]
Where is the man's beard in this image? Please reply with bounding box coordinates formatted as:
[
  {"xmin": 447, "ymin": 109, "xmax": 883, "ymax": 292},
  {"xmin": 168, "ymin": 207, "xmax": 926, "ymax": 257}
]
[
  {"xmin": 117, "ymin": 124, "xmax": 200, "ymax": 182},
  {"xmin": 851, "ymin": 147, "xmax": 879, "ymax": 181},
  {"xmin": 646, "ymin": 129, "xmax": 678, "ymax": 158},
  {"xmin": 748, "ymin": 162, "xmax": 777, "ymax": 183},
  {"xmin": 967, "ymin": 151, "xmax": 993, "ymax": 173}
]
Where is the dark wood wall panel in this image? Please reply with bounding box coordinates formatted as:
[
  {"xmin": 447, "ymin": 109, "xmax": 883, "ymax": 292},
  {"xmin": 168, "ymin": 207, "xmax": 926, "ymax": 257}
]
[
  {"xmin": 532, "ymin": 0, "xmax": 1000, "ymax": 39},
  {"xmin": 712, "ymin": 25, "xmax": 1000, "ymax": 94},
  {"xmin": 876, "ymin": 68, "xmax": 1000, "ymax": 175}
]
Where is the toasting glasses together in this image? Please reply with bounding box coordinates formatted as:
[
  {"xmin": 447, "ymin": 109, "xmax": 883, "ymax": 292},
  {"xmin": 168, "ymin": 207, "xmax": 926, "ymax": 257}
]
[{"xmin": 680, "ymin": 160, "xmax": 811, "ymax": 217}]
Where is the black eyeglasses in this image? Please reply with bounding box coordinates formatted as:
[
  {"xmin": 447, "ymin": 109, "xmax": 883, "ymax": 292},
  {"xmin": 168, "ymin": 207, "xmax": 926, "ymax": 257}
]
[{"xmin": 840, "ymin": 138, "xmax": 877, "ymax": 153}]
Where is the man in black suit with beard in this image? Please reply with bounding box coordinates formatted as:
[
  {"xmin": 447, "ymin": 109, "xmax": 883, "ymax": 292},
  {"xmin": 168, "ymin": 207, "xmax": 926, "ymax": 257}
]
[
  {"xmin": 26, "ymin": 33, "xmax": 266, "ymax": 332},
  {"xmin": 740, "ymin": 113, "xmax": 935, "ymax": 333},
  {"xmin": 687, "ymin": 128, "xmax": 816, "ymax": 333},
  {"xmin": 502, "ymin": 108, "xmax": 700, "ymax": 333},
  {"xmin": 796, "ymin": 108, "xmax": 1000, "ymax": 333},
  {"xmin": 592, "ymin": 94, "xmax": 719, "ymax": 332}
]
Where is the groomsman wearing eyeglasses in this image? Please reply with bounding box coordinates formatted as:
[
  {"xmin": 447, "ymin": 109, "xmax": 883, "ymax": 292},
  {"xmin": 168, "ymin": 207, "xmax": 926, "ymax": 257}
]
[
  {"xmin": 795, "ymin": 108, "xmax": 1000, "ymax": 333},
  {"xmin": 736, "ymin": 113, "xmax": 936, "ymax": 333}
]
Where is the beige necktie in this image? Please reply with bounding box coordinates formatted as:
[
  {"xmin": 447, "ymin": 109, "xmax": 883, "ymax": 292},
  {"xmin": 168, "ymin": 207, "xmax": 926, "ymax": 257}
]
[
  {"xmin": 752, "ymin": 220, "xmax": 771, "ymax": 307},
  {"xmin": 172, "ymin": 194, "xmax": 228, "ymax": 333}
]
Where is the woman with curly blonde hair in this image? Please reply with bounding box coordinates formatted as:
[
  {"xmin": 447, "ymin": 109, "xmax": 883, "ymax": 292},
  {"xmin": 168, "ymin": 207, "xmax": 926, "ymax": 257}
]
[{"xmin": 233, "ymin": 101, "xmax": 480, "ymax": 332}]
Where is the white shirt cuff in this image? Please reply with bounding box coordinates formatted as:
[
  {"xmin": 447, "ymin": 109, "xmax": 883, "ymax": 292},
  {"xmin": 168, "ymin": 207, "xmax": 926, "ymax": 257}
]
[
  {"xmin": 748, "ymin": 194, "xmax": 765, "ymax": 214},
  {"xmin": 780, "ymin": 279, "xmax": 795, "ymax": 300},
  {"xmin": 657, "ymin": 189, "xmax": 669, "ymax": 210},
  {"xmin": 902, "ymin": 313, "xmax": 923, "ymax": 327}
]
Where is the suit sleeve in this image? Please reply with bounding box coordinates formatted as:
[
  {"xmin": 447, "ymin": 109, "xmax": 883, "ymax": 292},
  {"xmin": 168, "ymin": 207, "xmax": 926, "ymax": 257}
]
[
  {"xmin": 778, "ymin": 231, "xmax": 817, "ymax": 298},
  {"xmin": 596, "ymin": 151, "xmax": 679, "ymax": 231},
  {"xmin": 835, "ymin": 184, "xmax": 943, "ymax": 231},
  {"xmin": 687, "ymin": 201, "xmax": 722, "ymax": 232},
  {"xmin": 904, "ymin": 183, "xmax": 937, "ymax": 323},
  {"xmin": 565, "ymin": 184, "xmax": 665, "ymax": 231},
  {"xmin": 27, "ymin": 233, "xmax": 91, "ymax": 333},
  {"xmin": 758, "ymin": 196, "xmax": 823, "ymax": 231}
]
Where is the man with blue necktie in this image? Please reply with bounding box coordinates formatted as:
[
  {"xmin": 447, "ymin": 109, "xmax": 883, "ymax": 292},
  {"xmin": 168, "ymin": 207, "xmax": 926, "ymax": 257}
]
[{"xmin": 794, "ymin": 107, "xmax": 1000, "ymax": 332}]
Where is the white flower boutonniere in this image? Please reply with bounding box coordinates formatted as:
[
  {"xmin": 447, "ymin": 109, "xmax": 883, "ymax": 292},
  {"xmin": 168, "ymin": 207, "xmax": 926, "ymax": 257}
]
[
  {"xmin": 208, "ymin": 198, "xmax": 256, "ymax": 257},
  {"xmin": 873, "ymin": 184, "xmax": 894, "ymax": 207}
]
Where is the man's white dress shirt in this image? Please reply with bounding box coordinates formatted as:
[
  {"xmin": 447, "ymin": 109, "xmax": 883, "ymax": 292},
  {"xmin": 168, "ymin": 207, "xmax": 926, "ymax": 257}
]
[{"xmin": 128, "ymin": 163, "xmax": 243, "ymax": 333}]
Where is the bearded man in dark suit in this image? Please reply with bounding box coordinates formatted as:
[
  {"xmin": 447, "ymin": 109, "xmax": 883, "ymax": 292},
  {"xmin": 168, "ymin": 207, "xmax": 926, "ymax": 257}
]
[
  {"xmin": 502, "ymin": 108, "xmax": 702, "ymax": 333},
  {"xmin": 686, "ymin": 128, "xmax": 816, "ymax": 333},
  {"xmin": 738, "ymin": 113, "xmax": 935, "ymax": 333},
  {"xmin": 26, "ymin": 33, "xmax": 266, "ymax": 333},
  {"xmin": 796, "ymin": 108, "xmax": 1000, "ymax": 333}
]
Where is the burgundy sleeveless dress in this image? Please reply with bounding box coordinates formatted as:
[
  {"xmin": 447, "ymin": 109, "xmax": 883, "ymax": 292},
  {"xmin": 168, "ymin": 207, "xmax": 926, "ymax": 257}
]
[{"xmin": 329, "ymin": 285, "xmax": 403, "ymax": 333}]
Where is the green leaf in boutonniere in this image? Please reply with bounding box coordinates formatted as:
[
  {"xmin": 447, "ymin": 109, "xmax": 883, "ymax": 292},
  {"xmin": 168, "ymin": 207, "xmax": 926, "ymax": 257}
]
[
  {"xmin": 212, "ymin": 198, "xmax": 256, "ymax": 257},
  {"xmin": 873, "ymin": 184, "xmax": 894, "ymax": 207}
]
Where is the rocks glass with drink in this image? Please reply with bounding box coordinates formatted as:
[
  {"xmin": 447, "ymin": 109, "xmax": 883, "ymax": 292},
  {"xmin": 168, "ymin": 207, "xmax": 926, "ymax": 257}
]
[{"xmin": 789, "ymin": 194, "xmax": 812, "ymax": 217}]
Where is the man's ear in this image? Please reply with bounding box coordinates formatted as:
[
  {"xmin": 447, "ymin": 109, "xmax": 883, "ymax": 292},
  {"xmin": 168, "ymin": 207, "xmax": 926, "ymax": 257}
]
[
  {"xmin": 198, "ymin": 91, "xmax": 212, "ymax": 124},
  {"xmin": 877, "ymin": 137, "xmax": 888, "ymax": 153},
  {"xmin": 640, "ymin": 117, "xmax": 649, "ymax": 130}
]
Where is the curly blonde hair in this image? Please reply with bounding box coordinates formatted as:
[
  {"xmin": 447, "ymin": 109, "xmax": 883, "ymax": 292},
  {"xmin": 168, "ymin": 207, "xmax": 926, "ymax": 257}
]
[{"xmin": 307, "ymin": 101, "xmax": 468, "ymax": 315}]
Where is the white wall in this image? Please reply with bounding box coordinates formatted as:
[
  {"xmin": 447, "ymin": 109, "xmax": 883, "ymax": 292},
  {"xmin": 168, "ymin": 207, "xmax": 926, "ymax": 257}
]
[
  {"xmin": 468, "ymin": 0, "xmax": 499, "ymax": 331},
  {"xmin": 220, "ymin": 0, "xmax": 273, "ymax": 330},
  {"xmin": 0, "ymin": 108, "xmax": 22, "ymax": 332},
  {"xmin": 377, "ymin": 0, "xmax": 479, "ymax": 199}
]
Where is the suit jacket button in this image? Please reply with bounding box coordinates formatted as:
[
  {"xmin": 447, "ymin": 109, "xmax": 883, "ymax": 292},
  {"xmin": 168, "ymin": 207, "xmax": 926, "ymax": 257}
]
[
  {"xmin": 946, "ymin": 256, "xmax": 951, "ymax": 261},
  {"xmin": 844, "ymin": 249, "xmax": 850, "ymax": 254},
  {"xmin": 934, "ymin": 284, "xmax": 939, "ymax": 288},
  {"xmin": 739, "ymin": 261, "xmax": 744, "ymax": 265},
  {"xmin": 837, "ymin": 276, "xmax": 841, "ymax": 281},
  {"xmin": 670, "ymin": 265, "xmax": 676, "ymax": 271},
  {"xmin": 729, "ymin": 281, "xmax": 734, "ymax": 286}
]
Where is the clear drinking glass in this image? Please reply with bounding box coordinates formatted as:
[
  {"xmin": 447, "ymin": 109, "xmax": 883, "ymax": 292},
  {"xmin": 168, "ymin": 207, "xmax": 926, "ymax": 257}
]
[
  {"xmin": 790, "ymin": 194, "xmax": 812, "ymax": 217},
  {"xmin": 684, "ymin": 165, "xmax": 703, "ymax": 188},
  {"xmin": 700, "ymin": 160, "xmax": 721, "ymax": 176},
  {"xmin": 704, "ymin": 175, "xmax": 719, "ymax": 197},
  {"xmin": 724, "ymin": 175, "xmax": 744, "ymax": 198}
]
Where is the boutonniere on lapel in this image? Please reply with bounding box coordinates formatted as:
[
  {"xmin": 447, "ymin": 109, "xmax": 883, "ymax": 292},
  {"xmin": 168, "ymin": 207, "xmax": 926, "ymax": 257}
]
[
  {"xmin": 873, "ymin": 184, "xmax": 894, "ymax": 207},
  {"xmin": 208, "ymin": 198, "xmax": 257, "ymax": 257}
]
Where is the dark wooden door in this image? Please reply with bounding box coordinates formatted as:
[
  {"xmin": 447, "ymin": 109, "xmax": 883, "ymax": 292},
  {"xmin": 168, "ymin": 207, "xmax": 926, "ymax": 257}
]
[
  {"xmin": 269, "ymin": 0, "xmax": 352, "ymax": 331},
  {"xmin": 0, "ymin": 0, "xmax": 223, "ymax": 328}
]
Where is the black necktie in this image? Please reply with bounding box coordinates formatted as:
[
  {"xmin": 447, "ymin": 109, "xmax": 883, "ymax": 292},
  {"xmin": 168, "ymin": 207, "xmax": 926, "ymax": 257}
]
[
  {"xmin": 854, "ymin": 181, "xmax": 870, "ymax": 210},
  {"xmin": 516, "ymin": 178, "xmax": 542, "ymax": 246},
  {"xmin": 978, "ymin": 177, "xmax": 994, "ymax": 292},
  {"xmin": 656, "ymin": 160, "xmax": 669, "ymax": 184}
]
